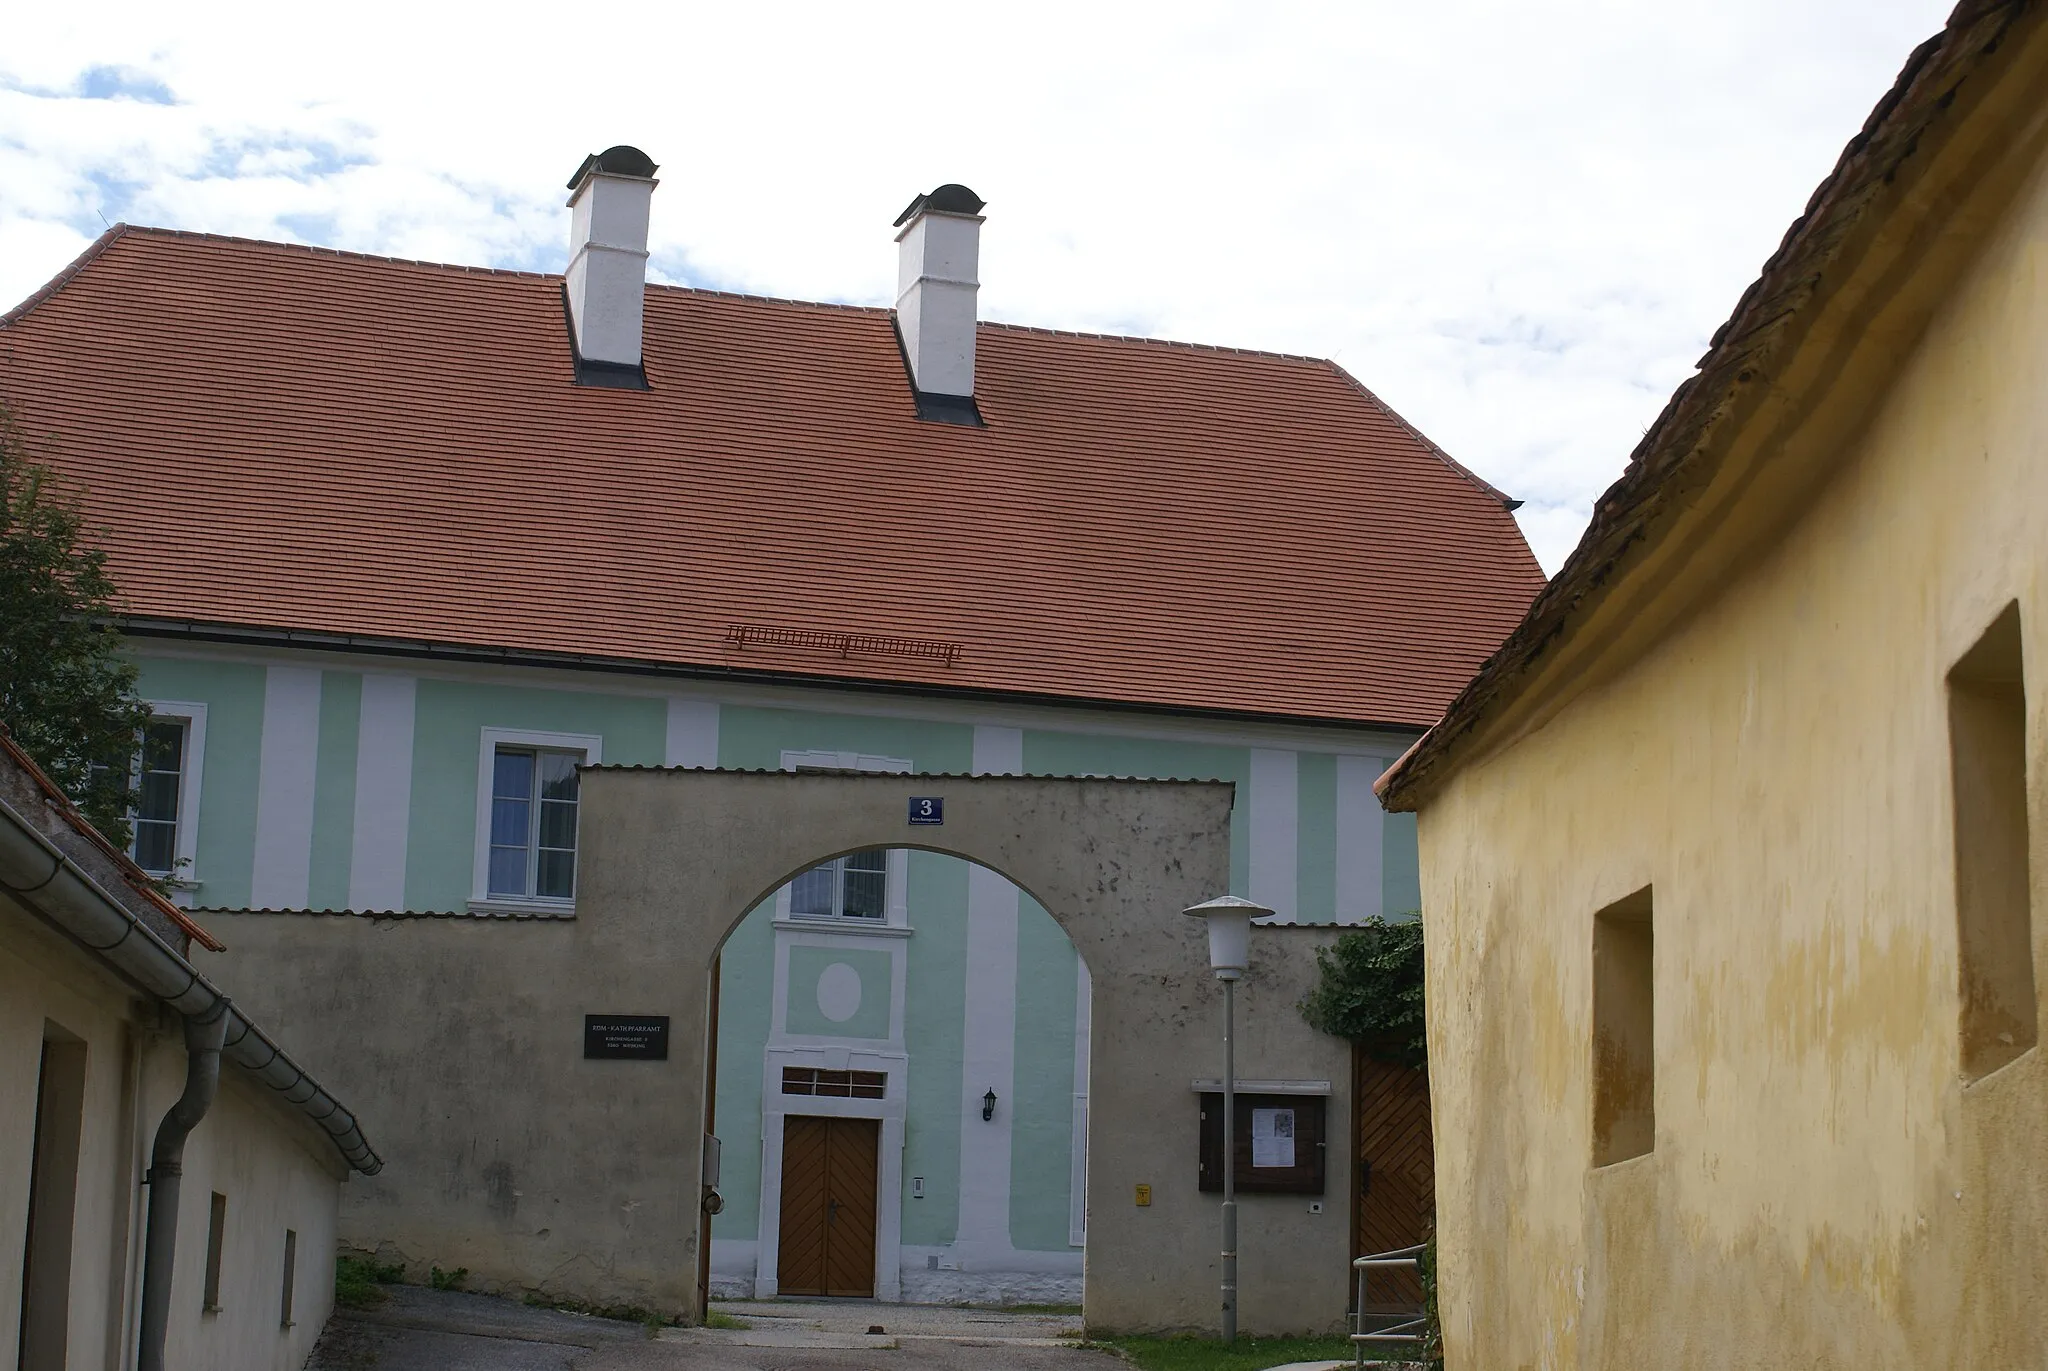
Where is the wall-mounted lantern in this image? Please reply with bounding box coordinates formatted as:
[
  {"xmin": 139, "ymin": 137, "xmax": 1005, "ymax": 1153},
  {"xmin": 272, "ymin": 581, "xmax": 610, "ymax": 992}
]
[{"xmin": 982, "ymin": 1088, "xmax": 998, "ymax": 1122}]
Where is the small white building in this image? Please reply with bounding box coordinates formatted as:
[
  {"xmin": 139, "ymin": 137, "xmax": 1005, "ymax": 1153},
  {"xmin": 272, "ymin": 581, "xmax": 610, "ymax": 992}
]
[{"xmin": 0, "ymin": 731, "xmax": 379, "ymax": 1370}]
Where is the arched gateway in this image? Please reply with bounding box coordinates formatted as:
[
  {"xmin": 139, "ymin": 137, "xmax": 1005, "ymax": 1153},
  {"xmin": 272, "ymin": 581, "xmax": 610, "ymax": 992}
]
[{"xmin": 198, "ymin": 767, "xmax": 1353, "ymax": 1334}]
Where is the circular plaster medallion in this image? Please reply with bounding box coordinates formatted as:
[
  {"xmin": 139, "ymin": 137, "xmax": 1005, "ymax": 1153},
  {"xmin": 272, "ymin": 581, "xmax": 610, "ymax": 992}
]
[{"xmin": 817, "ymin": 962, "xmax": 863, "ymax": 1023}]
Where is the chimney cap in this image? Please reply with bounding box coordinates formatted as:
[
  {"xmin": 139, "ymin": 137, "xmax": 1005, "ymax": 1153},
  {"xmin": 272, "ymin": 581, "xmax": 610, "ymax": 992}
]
[
  {"xmin": 567, "ymin": 145, "xmax": 659, "ymax": 191},
  {"xmin": 893, "ymin": 183, "xmax": 985, "ymax": 228}
]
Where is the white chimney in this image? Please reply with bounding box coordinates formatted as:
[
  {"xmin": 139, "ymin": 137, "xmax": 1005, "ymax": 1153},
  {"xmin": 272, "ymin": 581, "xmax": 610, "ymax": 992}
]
[
  {"xmin": 894, "ymin": 184, "xmax": 985, "ymax": 401},
  {"xmin": 565, "ymin": 146, "xmax": 658, "ymax": 378}
]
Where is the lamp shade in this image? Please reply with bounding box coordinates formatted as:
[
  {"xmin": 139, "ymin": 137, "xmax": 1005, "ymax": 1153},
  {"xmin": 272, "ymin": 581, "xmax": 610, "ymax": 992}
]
[{"xmin": 1181, "ymin": 895, "xmax": 1276, "ymax": 979}]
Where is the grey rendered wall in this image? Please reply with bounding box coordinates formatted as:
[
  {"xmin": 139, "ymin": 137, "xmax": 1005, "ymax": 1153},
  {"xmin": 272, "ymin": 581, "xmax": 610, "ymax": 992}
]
[{"xmin": 196, "ymin": 769, "xmax": 1352, "ymax": 1333}]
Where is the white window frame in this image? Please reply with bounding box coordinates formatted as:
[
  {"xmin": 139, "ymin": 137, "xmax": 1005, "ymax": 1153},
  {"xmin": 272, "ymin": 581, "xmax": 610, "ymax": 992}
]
[
  {"xmin": 469, "ymin": 728, "xmax": 602, "ymax": 915},
  {"xmin": 774, "ymin": 750, "xmax": 911, "ymax": 929},
  {"xmin": 139, "ymin": 700, "xmax": 207, "ymax": 904}
]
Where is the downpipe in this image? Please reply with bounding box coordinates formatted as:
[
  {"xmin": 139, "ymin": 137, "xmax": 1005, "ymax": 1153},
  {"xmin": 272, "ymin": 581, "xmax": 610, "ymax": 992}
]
[{"xmin": 137, "ymin": 1003, "xmax": 229, "ymax": 1371}]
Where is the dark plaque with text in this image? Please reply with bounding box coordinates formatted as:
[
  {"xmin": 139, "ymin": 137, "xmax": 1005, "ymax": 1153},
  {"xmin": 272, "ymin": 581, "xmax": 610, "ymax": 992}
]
[{"xmin": 583, "ymin": 1014, "xmax": 670, "ymax": 1061}]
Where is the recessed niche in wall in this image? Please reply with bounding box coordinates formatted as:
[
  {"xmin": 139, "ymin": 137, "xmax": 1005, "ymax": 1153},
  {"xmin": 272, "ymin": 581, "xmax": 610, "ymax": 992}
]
[
  {"xmin": 1949, "ymin": 601, "xmax": 2036, "ymax": 1082},
  {"xmin": 1592, "ymin": 886, "xmax": 1655, "ymax": 1167}
]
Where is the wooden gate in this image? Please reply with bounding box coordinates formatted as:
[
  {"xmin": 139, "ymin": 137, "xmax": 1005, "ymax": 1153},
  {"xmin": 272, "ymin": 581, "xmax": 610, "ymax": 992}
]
[
  {"xmin": 1352, "ymin": 1048, "xmax": 1433, "ymax": 1308},
  {"xmin": 778, "ymin": 1116, "xmax": 880, "ymax": 1297}
]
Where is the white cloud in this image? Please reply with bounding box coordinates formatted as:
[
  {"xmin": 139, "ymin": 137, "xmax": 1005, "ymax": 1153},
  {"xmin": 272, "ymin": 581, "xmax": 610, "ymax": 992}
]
[{"xmin": 0, "ymin": 0, "xmax": 1953, "ymax": 572}]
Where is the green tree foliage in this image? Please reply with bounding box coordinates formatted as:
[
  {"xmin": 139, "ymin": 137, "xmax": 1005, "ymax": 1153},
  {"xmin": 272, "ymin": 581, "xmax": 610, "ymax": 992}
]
[
  {"xmin": 1296, "ymin": 915, "xmax": 1427, "ymax": 1071},
  {"xmin": 0, "ymin": 404, "xmax": 146, "ymax": 845}
]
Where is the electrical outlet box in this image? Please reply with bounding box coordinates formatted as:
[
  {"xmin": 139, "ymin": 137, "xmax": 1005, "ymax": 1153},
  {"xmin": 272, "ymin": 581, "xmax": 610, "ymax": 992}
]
[{"xmin": 1307, "ymin": 1200, "xmax": 1324, "ymax": 1214}]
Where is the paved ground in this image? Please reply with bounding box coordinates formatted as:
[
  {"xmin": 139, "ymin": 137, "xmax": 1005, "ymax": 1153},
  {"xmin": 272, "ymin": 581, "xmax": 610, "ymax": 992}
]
[{"xmin": 308, "ymin": 1286, "xmax": 1115, "ymax": 1370}]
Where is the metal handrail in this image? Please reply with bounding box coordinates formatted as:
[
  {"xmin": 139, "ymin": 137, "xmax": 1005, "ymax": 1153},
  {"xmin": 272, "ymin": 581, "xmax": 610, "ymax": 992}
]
[{"xmin": 1350, "ymin": 1244, "xmax": 1427, "ymax": 1365}]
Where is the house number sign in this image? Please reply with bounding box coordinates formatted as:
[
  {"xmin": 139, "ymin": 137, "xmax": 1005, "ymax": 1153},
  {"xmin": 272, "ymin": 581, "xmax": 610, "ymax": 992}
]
[{"xmin": 908, "ymin": 797, "xmax": 944, "ymax": 825}]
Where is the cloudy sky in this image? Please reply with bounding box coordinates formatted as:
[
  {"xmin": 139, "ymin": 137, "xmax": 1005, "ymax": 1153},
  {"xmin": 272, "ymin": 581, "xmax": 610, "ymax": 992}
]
[{"xmin": 2, "ymin": 1, "xmax": 1951, "ymax": 572}]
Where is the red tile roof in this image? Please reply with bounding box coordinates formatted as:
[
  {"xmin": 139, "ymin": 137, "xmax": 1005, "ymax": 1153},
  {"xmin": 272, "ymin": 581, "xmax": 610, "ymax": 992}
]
[{"xmin": 1, "ymin": 227, "xmax": 1544, "ymax": 728}]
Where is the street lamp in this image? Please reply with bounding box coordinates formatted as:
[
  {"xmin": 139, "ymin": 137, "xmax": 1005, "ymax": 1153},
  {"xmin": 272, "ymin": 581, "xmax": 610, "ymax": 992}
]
[{"xmin": 1182, "ymin": 894, "xmax": 1275, "ymax": 1344}]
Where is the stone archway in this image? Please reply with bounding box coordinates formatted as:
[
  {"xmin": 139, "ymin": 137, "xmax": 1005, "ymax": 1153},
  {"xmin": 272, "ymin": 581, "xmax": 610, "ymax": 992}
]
[
  {"xmin": 576, "ymin": 767, "xmax": 1233, "ymax": 1333},
  {"xmin": 197, "ymin": 765, "xmax": 1351, "ymax": 1336}
]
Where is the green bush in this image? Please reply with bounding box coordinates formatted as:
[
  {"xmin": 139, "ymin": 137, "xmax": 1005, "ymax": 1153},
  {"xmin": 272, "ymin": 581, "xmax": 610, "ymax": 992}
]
[
  {"xmin": 334, "ymin": 1255, "xmax": 404, "ymax": 1308},
  {"xmin": 429, "ymin": 1265, "xmax": 468, "ymax": 1291},
  {"xmin": 1296, "ymin": 916, "xmax": 1426, "ymax": 1070}
]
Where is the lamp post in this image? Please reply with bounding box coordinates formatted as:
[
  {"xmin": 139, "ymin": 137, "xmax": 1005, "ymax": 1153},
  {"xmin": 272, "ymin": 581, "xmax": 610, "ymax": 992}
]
[{"xmin": 1182, "ymin": 894, "xmax": 1275, "ymax": 1344}]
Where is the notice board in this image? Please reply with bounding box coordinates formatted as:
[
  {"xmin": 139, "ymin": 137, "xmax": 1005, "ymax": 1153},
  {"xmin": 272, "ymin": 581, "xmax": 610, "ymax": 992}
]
[{"xmin": 1197, "ymin": 1091, "xmax": 1327, "ymax": 1195}]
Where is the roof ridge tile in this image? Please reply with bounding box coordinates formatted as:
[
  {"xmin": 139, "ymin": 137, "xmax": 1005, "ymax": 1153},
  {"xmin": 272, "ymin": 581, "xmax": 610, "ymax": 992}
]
[
  {"xmin": 12, "ymin": 225, "xmax": 1358, "ymax": 367},
  {"xmin": 975, "ymin": 318, "xmax": 1333, "ymax": 364}
]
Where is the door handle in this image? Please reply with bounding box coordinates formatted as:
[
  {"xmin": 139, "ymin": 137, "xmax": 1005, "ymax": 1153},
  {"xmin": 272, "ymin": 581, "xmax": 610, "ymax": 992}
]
[
  {"xmin": 1361, "ymin": 1160, "xmax": 1372, "ymax": 1196},
  {"xmin": 828, "ymin": 1199, "xmax": 840, "ymax": 1224}
]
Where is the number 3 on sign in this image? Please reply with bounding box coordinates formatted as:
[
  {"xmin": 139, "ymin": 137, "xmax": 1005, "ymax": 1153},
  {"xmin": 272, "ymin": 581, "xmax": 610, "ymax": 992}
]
[{"xmin": 908, "ymin": 797, "xmax": 944, "ymax": 826}]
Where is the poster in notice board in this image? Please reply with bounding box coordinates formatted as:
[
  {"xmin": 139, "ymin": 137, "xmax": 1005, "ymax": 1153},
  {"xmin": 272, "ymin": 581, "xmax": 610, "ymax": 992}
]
[{"xmin": 1251, "ymin": 1107, "xmax": 1296, "ymax": 1168}]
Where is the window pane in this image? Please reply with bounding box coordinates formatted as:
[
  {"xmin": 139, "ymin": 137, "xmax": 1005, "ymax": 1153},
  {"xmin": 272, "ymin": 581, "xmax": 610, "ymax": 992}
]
[
  {"xmin": 134, "ymin": 820, "xmax": 176, "ymax": 874},
  {"xmin": 490, "ymin": 797, "xmax": 530, "ymax": 848},
  {"xmin": 138, "ymin": 772, "xmax": 180, "ymax": 824},
  {"xmin": 789, "ymin": 866, "xmax": 834, "ymax": 917},
  {"xmin": 493, "ymin": 749, "xmax": 534, "ymax": 801},
  {"xmin": 843, "ymin": 863, "xmax": 886, "ymax": 918},
  {"xmin": 846, "ymin": 848, "xmax": 887, "ymax": 873},
  {"xmin": 538, "ymin": 798, "xmax": 577, "ymax": 851},
  {"xmin": 142, "ymin": 720, "xmax": 184, "ymax": 773},
  {"xmin": 539, "ymin": 751, "xmax": 580, "ymax": 802},
  {"xmin": 537, "ymin": 849, "xmax": 576, "ymax": 900},
  {"xmin": 488, "ymin": 846, "xmax": 528, "ymax": 897}
]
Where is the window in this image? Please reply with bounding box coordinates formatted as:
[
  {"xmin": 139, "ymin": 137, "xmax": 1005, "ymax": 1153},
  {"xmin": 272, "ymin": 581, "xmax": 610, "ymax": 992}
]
[
  {"xmin": 470, "ymin": 729, "xmax": 601, "ymax": 910},
  {"xmin": 131, "ymin": 719, "xmax": 186, "ymax": 875},
  {"xmin": 88, "ymin": 702, "xmax": 207, "ymax": 884},
  {"xmin": 280, "ymin": 1229, "xmax": 297, "ymax": 1328},
  {"xmin": 1591, "ymin": 887, "xmax": 1655, "ymax": 1166},
  {"xmin": 782, "ymin": 1067, "xmax": 887, "ymax": 1098},
  {"xmin": 1950, "ymin": 602, "xmax": 2035, "ymax": 1081},
  {"xmin": 790, "ymin": 849, "xmax": 888, "ymax": 920},
  {"xmin": 489, "ymin": 748, "xmax": 581, "ymax": 900},
  {"xmin": 774, "ymin": 750, "xmax": 913, "ymax": 926},
  {"xmin": 202, "ymin": 1192, "xmax": 227, "ymax": 1313}
]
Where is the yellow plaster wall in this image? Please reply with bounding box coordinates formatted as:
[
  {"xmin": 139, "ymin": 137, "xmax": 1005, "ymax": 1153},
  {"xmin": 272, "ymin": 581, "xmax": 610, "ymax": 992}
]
[
  {"xmin": 1, "ymin": 893, "xmax": 345, "ymax": 1370},
  {"xmin": 1420, "ymin": 125, "xmax": 2048, "ymax": 1368}
]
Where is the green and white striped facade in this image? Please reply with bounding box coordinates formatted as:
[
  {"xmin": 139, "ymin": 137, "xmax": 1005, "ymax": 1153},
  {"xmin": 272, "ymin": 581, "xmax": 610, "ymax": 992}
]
[{"xmin": 129, "ymin": 641, "xmax": 1421, "ymax": 1303}]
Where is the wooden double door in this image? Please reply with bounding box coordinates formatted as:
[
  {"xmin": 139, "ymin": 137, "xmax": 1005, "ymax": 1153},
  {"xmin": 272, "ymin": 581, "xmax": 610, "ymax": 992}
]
[{"xmin": 778, "ymin": 1115, "xmax": 880, "ymax": 1297}]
